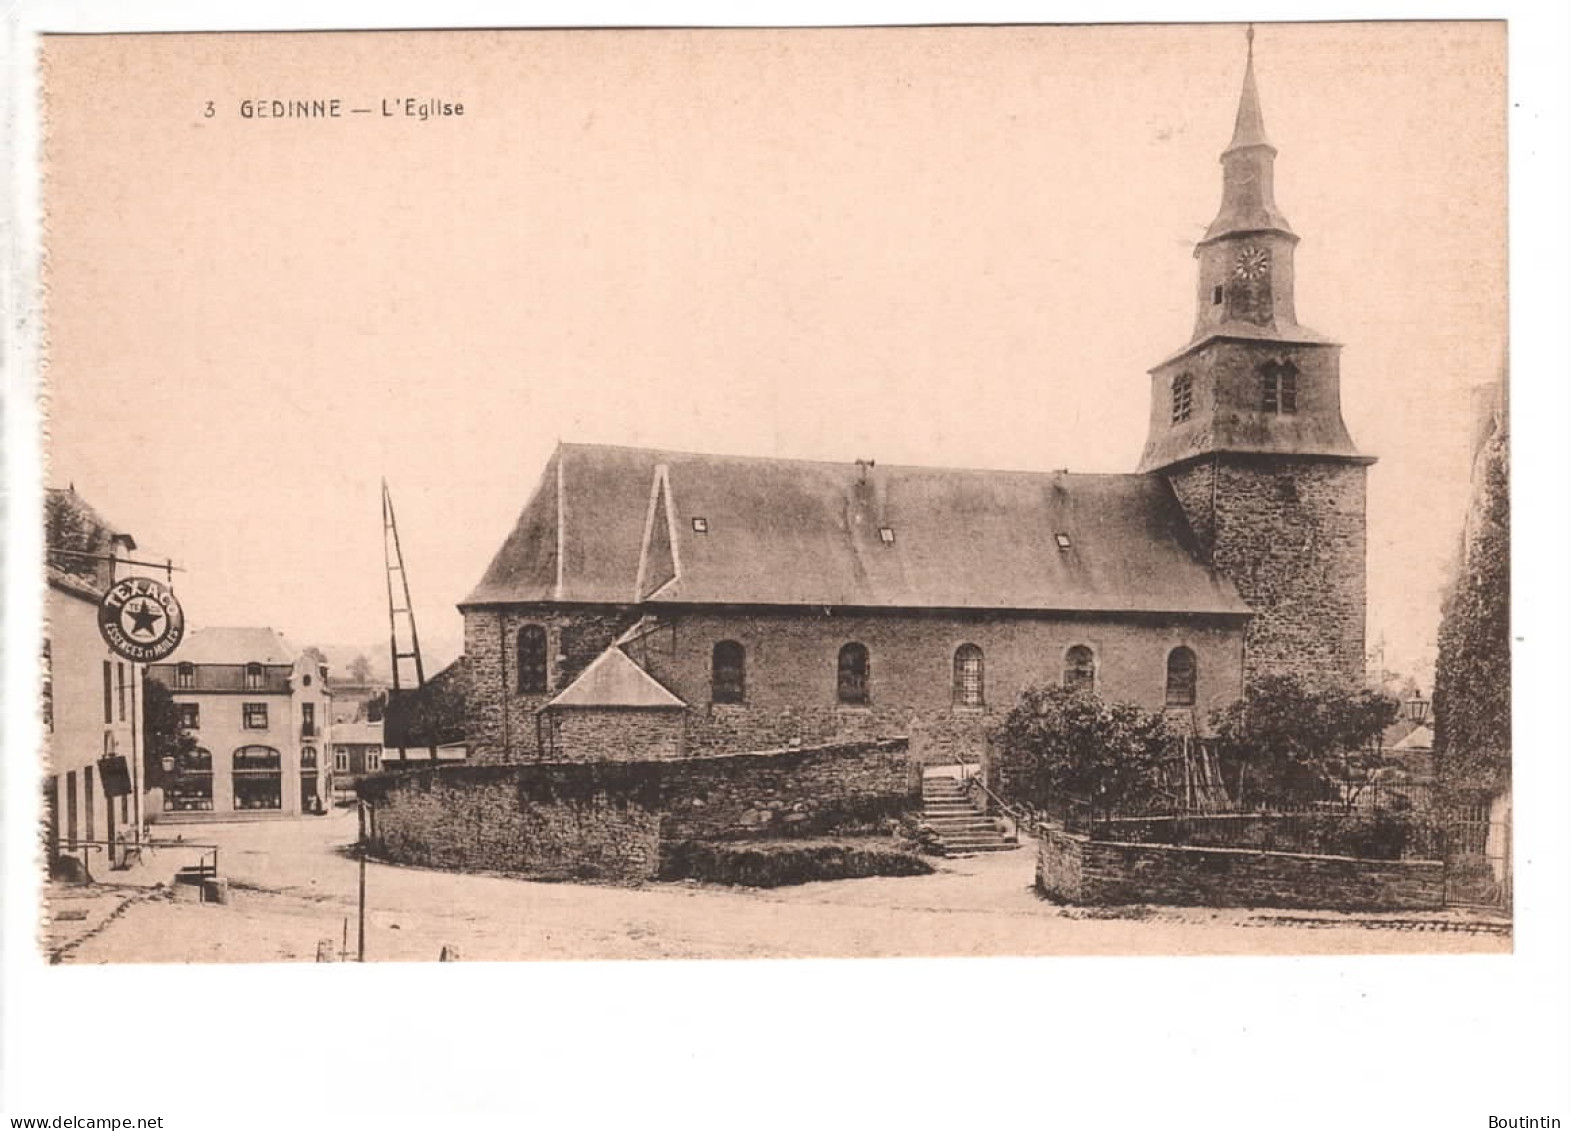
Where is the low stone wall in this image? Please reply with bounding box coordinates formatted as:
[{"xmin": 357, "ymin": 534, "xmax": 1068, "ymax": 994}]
[
  {"xmin": 359, "ymin": 738, "xmax": 917, "ymax": 884},
  {"xmin": 1035, "ymin": 824, "xmax": 1444, "ymax": 911},
  {"xmin": 661, "ymin": 739, "xmax": 919, "ymax": 842}
]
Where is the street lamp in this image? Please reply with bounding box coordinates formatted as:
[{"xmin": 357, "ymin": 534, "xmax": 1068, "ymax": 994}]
[{"xmin": 1404, "ymin": 689, "xmax": 1430, "ymax": 725}]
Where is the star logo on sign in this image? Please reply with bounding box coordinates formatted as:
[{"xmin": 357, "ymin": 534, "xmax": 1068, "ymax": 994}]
[{"xmin": 123, "ymin": 599, "xmax": 165, "ymax": 638}]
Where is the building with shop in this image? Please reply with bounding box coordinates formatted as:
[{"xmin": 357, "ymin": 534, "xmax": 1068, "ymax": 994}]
[
  {"xmin": 147, "ymin": 628, "xmax": 334, "ymax": 819},
  {"xmin": 43, "ymin": 488, "xmax": 147, "ymax": 878}
]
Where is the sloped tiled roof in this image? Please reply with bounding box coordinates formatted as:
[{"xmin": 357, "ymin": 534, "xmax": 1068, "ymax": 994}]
[
  {"xmin": 173, "ymin": 627, "xmax": 297, "ymax": 665},
  {"xmin": 545, "ymin": 647, "xmax": 685, "ymax": 710},
  {"xmin": 464, "ymin": 443, "xmax": 1250, "ymax": 618}
]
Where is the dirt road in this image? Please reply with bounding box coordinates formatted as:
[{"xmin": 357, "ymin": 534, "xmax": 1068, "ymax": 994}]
[{"xmin": 58, "ymin": 810, "xmax": 1510, "ymax": 963}]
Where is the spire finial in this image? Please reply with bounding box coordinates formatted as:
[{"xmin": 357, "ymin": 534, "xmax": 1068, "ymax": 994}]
[{"xmin": 1225, "ymin": 24, "xmax": 1271, "ymax": 153}]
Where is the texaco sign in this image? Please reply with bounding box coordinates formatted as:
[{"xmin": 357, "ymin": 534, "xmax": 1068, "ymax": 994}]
[{"xmin": 97, "ymin": 576, "xmax": 185, "ymax": 662}]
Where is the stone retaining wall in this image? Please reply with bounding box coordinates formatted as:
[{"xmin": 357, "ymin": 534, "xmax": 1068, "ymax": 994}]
[
  {"xmin": 1035, "ymin": 824, "xmax": 1443, "ymax": 911},
  {"xmin": 359, "ymin": 738, "xmax": 917, "ymax": 883}
]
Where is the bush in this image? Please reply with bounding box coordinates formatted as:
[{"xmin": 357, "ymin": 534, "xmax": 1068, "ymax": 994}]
[{"xmin": 659, "ymin": 838, "xmax": 935, "ymax": 887}]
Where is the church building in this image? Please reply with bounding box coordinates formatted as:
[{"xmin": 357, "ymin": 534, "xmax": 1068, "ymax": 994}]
[{"xmin": 455, "ymin": 38, "xmax": 1371, "ymax": 767}]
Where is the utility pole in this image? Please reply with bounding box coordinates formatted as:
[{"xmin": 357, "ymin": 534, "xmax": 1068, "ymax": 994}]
[{"xmin": 357, "ymin": 800, "xmax": 368, "ymax": 962}]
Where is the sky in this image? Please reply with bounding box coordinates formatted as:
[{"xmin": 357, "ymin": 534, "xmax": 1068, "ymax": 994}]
[{"xmin": 38, "ymin": 22, "xmax": 1506, "ymax": 683}]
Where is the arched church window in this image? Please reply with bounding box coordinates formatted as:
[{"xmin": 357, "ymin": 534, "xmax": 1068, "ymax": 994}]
[
  {"xmin": 837, "ymin": 643, "xmax": 870, "ymax": 705},
  {"xmin": 1063, "ymin": 646, "xmax": 1096, "ymax": 693},
  {"xmin": 516, "ymin": 625, "xmax": 548, "ymax": 694},
  {"xmin": 1165, "ymin": 647, "xmax": 1198, "ymax": 707},
  {"xmin": 953, "ymin": 644, "xmax": 985, "ymax": 707},
  {"xmin": 1172, "ymin": 373, "xmax": 1194, "ymax": 424},
  {"xmin": 1260, "ymin": 361, "xmax": 1299, "ymax": 415},
  {"xmin": 712, "ymin": 641, "xmax": 746, "ymax": 704}
]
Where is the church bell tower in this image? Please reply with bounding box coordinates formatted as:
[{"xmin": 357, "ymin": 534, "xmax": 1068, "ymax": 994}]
[{"xmin": 1139, "ymin": 29, "xmax": 1375, "ymax": 688}]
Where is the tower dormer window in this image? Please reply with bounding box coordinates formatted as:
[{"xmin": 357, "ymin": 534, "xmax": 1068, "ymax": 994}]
[
  {"xmin": 1171, "ymin": 373, "xmax": 1194, "ymax": 424},
  {"xmin": 1260, "ymin": 361, "xmax": 1299, "ymax": 415}
]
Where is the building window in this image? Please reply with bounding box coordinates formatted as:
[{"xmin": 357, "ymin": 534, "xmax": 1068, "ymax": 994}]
[
  {"xmin": 710, "ymin": 641, "xmax": 746, "ymax": 704},
  {"xmin": 178, "ymin": 703, "xmax": 200, "ymax": 730},
  {"xmin": 1171, "ymin": 373, "xmax": 1193, "ymax": 424},
  {"xmin": 117, "ymin": 662, "xmax": 127, "ymax": 722},
  {"xmin": 300, "ymin": 745, "xmax": 318, "ymax": 768},
  {"xmin": 232, "ymin": 746, "xmax": 282, "ymax": 811},
  {"xmin": 878, "ymin": 526, "xmax": 896, "ymax": 545},
  {"xmin": 103, "ymin": 660, "xmax": 113, "ymax": 723},
  {"xmin": 175, "ymin": 662, "xmax": 195, "ymax": 689},
  {"xmin": 243, "ymin": 702, "xmax": 269, "ymax": 730},
  {"xmin": 334, "ymin": 749, "xmax": 349, "ymax": 773},
  {"xmin": 953, "ymin": 644, "xmax": 985, "ymax": 707},
  {"xmin": 516, "ymin": 624, "xmax": 548, "ymax": 694},
  {"xmin": 245, "ymin": 663, "xmax": 264, "ymax": 691},
  {"xmin": 1063, "ymin": 645, "xmax": 1096, "ymax": 693},
  {"xmin": 837, "ymin": 643, "xmax": 870, "ymax": 706},
  {"xmin": 166, "ymin": 749, "xmax": 214, "ymax": 812},
  {"xmin": 1165, "ymin": 647, "xmax": 1198, "ymax": 707},
  {"xmin": 366, "ymin": 747, "xmax": 382, "ymax": 772},
  {"xmin": 691, "ymin": 517, "xmax": 708, "ymax": 533},
  {"xmin": 302, "ymin": 702, "xmax": 316, "ymax": 738},
  {"xmin": 1212, "ymin": 283, "xmax": 1224, "ymax": 305},
  {"xmin": 1260, "ymin": 361, "xmax": 1299, "ymax": 415}
]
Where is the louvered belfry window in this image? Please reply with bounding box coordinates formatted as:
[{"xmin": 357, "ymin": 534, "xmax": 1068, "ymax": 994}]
[
  {"xmin": 516, "ymin": 625, "xmax": 548, "ymax": 694},
  {"xmin": 837, "ymin": 643, "xmax": 870, "ymax": 705}
]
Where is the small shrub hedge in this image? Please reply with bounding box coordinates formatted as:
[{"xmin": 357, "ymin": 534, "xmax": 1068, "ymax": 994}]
[{"xmin": 659, "ymin": 838, "xmax": 934, "ymax": 888}]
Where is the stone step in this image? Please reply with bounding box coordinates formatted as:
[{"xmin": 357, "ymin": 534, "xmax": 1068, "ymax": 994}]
[
  {"xmin": 943, "ymin": 842, "xmax": 1022, "ymax": 855},
  {"xmin": 922, "ymin": 817, "xmax": 1002, "ymax": 829}
]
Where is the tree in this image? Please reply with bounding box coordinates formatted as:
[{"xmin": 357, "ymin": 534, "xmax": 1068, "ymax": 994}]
[
  {"xmin": 1431, "ymin": 392, "xmax": 1510, "ymax": 792},
  {"xmin": 142, "ymin": 677, "xmax": 199, "ymax": 788},
  {"xmin": 1210, "ymin": 674, "xmax": 1398, "ymax": 808},
  {"xmin": 992, "ymin": 686, "xmax": 1172, "ymax": 818},
  {"xmin": 347, "ymin": 653, "xmax": 374, "ymax": 684}
]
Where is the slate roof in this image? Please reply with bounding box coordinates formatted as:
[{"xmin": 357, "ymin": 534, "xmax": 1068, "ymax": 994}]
[
  {"xmin": 464, "ymin": 443, "xmax": 1250, "ymax": 618},
  {"xmin": 173, "ymin": 627, "xmax": 298, "ymax": 666},
  {"xmin": 545, "ymin": 647, "xmax": 686, "ymax": 710}
]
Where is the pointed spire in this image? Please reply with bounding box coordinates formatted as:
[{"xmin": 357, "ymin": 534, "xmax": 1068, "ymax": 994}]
[{"xmin": 1225, "ymin": 24, "xmax": 1272, "ymax": 154}]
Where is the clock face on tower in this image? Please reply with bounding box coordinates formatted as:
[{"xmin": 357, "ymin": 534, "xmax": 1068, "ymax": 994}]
[{"xmin": 1233, "ymin": 245, "xmax": 1270, "ymax": 281}]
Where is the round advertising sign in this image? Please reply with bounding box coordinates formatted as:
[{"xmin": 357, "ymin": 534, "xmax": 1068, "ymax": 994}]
[{"xmin": 97, "ymin": 576, "xmax": 185, "ymax": 663}]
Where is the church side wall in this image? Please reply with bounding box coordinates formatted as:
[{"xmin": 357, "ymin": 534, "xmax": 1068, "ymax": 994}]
[
  {"xmin": 627, "ymin": 609, "xmax": 1245, "ymax": 763},
  {"xmin": 462, "ymin": 605, "xmax": 638, "ymax": 763}
]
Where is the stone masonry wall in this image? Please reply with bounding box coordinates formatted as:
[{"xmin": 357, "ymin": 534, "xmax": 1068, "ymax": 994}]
[
  {"xmin": 1035, "ymin": 824, "xmax": 1443, "ymax": 911},
  {"xmin": 1168, "ymin": 455, "xmax": 1367, "ymax": 688},
  {"xmin": 547, "ymin": 708, "xmax": 686, "ymax": 762},
  {"xmin": 360, "ymin": 762, "xmax": 662, "ymax": 882},
  {"xmin": 628, "ymin": 609, "xmax": 1243, "ymax": 764},
  {"xmin": 462, "ymin": 605, "xmax": 638, "ymax": 763},
  {"xmin": 359, "ymin": 738, "xmax": 918, "ymax": 884},
  {"xmin": 659, "ymin": 738, "xmax": 920, "ymax": 842}
]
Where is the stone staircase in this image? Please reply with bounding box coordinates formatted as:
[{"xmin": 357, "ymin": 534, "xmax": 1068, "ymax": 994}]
[{"xmin": 920, "ymin": 775, "xmax": 1019, "ymax": 856}]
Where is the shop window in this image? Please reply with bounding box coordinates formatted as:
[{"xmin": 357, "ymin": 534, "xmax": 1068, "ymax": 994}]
[
  {"xmin": 166, "ymin": 749, "xmax": 214, "ymax": 812},
  {"xmin": 232, "ymin": 746, "xmax": 282, "ymax": 811}
]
